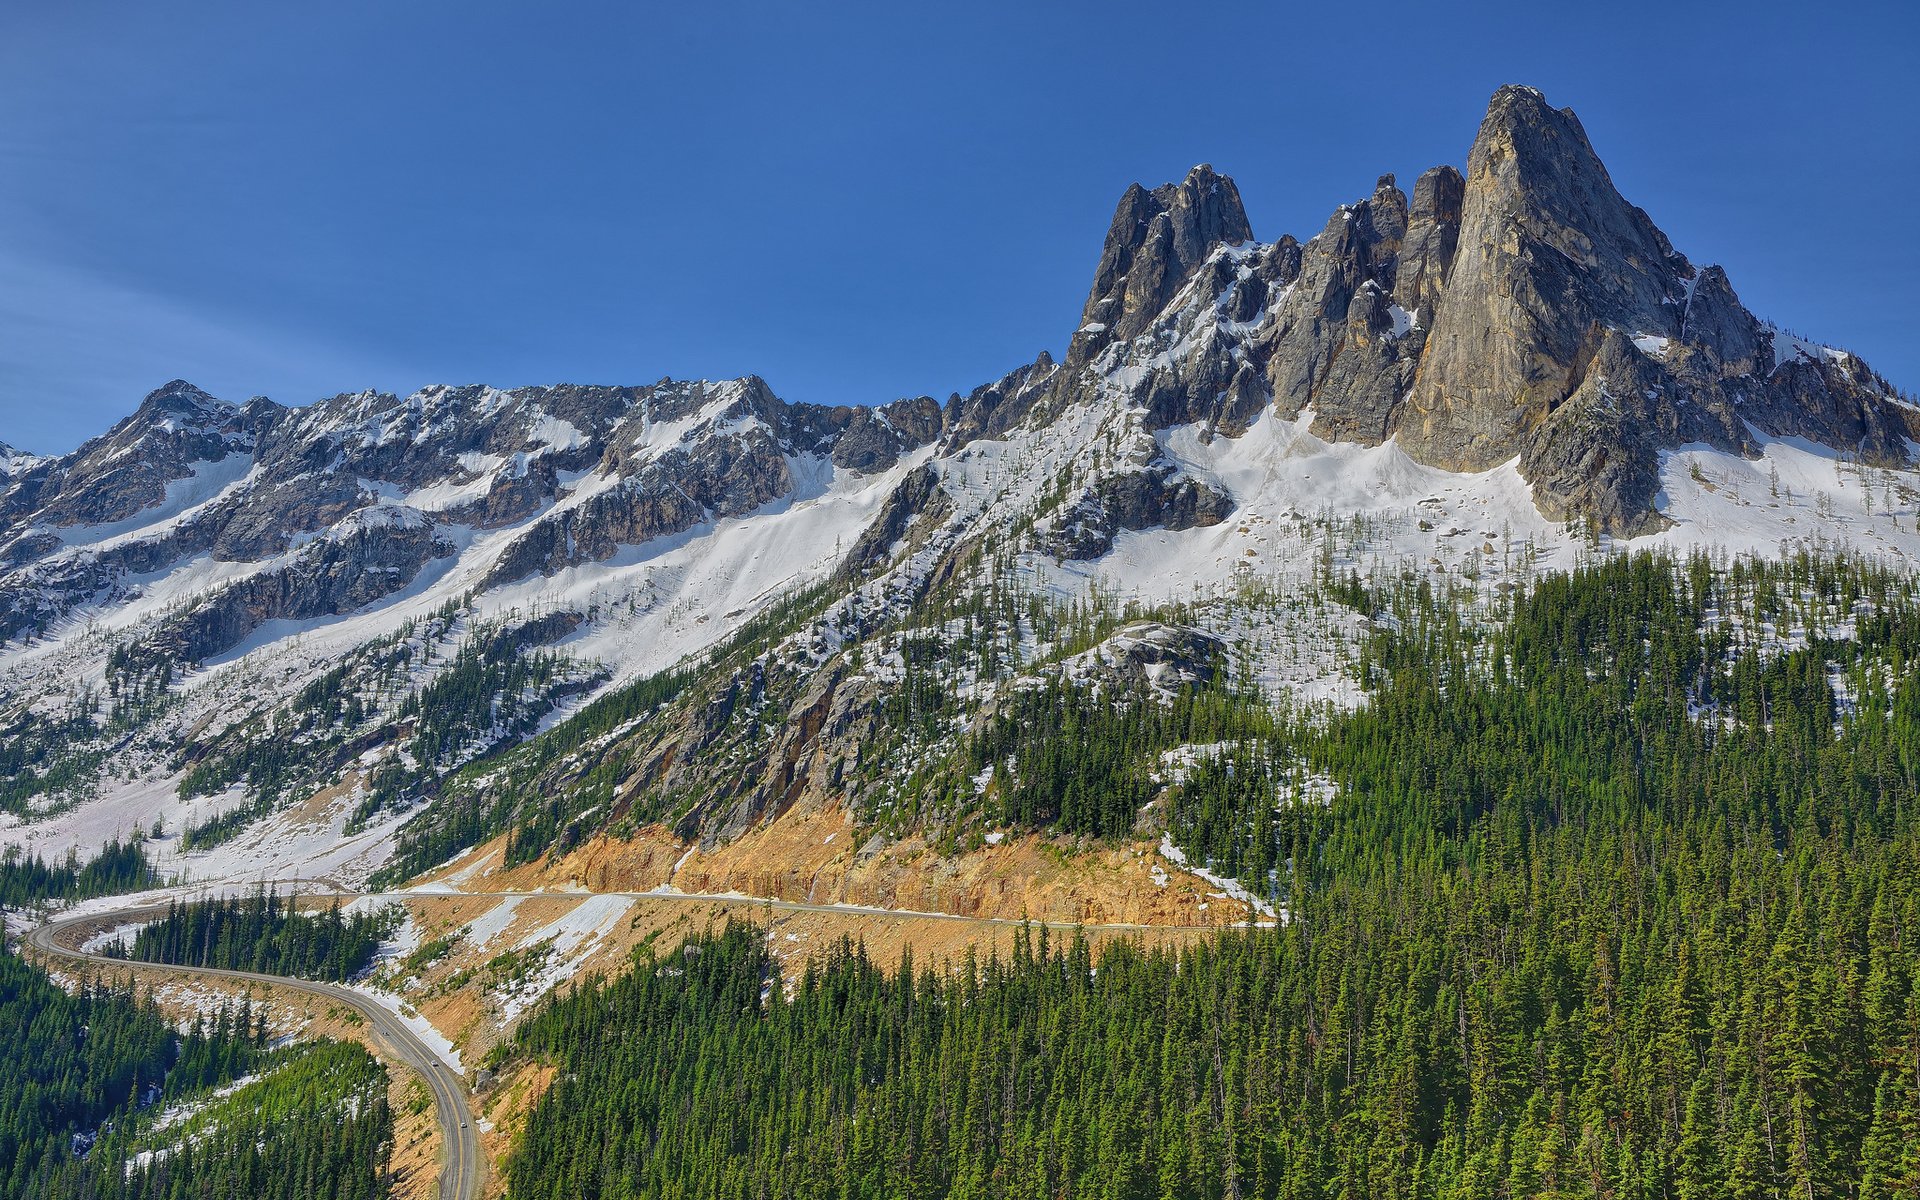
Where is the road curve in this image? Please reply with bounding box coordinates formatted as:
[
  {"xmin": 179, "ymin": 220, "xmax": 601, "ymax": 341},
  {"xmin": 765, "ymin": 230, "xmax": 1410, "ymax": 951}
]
[
  {"xmin": 21, "ymin": 877, "xmax": 1247, "ymax": 1198},
  {"xmin": 26, "ymin": 905, "xmax": 482, "ymax": 1200}
]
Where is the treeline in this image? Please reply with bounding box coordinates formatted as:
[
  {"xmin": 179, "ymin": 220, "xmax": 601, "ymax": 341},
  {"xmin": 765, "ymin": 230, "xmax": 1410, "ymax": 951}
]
[
  {"xmin": 964, "ymin": 678, "xmax": 1281, "ymax": 840},
  {"xmin": 500, "ymin": 553, "xmax": 1920, "ymax": 1199},
  {"xmin": 174, "ymin": 602, "xmax": 603, "ymax": 849},
  {"xmin": 64, "ymin": 1041, "xmax": 393, "ymax": 1200},
  {"xmin": 2, "ymin": 933, "xmax": 391, "ymax": 1199},
  {"xmin": 398, "ymin": 623, "xmax": 581, "ymax": 769},
  {"xmin": 0, "ymin": 836, "xmax": 160, "ymax": 907},
  {"xmin": 378, "ymin": 661, "xmax": 692, "ymax": 885},
  {"xmin": 376, "ymin": 576, "xmax": 852, "ymax": 887},
  {"xmin": 109, "ymin": 891, "xmax": 385, "ymax": 982},
  {"xmin": 0, "ymin": 702, "xmax": 105, "ymax": 816}
]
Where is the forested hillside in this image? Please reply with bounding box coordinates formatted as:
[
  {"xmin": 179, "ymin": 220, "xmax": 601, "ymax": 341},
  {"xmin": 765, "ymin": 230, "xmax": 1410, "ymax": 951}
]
[
  {"xmin": 0, "ymin": 835, "xmax": 160, "ymax": 907},
  {"xmin": 0, "ymin": 936, "xmax": 392, "ymax": 1199},
  {"xmin": 499, "ymin": 553, "xmax": 1920, "ymax": 1200},
  {"xmin": 108, "ymin": 891, "xmax": 387, "ymax": 982}
]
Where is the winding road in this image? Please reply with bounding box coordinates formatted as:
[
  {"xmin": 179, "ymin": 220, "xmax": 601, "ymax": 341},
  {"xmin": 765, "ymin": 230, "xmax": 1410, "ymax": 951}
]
[
  {"xmin": 22, "ymin": 879, "xmax": 1246, "ymax": 1200},
  {"xmin": 26, "ymin": 905, "xmax": 483, "ymax": 1200}
]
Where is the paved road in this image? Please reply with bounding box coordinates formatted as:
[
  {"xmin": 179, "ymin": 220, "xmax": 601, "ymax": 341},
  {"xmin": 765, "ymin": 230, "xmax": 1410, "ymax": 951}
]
[
  {"xmin": 22, "ymin": 878, "xmax": 1245, "ymax": 1199},
  {"xmin": 27, "ymin": 906, "xmax": 482, "ymax": 1200},
  {"xmin": 285, "ymin": 883, "xmax": 1251, "ymax": 931}
]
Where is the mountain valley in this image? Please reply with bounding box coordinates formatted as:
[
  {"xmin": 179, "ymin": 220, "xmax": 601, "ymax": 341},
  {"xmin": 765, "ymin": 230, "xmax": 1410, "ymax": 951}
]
[{"xmin": 8, "ymin": 83, "xmax": 1920, "ymax": 1200}]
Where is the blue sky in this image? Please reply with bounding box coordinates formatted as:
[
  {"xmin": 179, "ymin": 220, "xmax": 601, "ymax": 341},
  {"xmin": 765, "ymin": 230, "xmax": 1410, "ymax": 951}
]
[{"xmin": 2, "ymin": 1, "xmax": 1915, "ymax": 454}]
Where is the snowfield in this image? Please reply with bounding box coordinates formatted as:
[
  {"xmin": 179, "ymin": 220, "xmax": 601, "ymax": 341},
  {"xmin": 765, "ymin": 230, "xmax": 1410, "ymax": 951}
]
[{"xmin": 4, "ymin": 339, "xmax": 1920, "ymax": 975}]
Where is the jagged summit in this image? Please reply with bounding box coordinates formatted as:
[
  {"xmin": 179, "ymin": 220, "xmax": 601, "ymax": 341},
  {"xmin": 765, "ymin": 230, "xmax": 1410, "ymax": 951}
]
[
  {"xmin": 0, "ymin": 83, "xmax": 1915, "ymax": 911},
  {"xmin": 1044, "ymin": 83, "xmax": 1913, "ymax": 535},
  {"xmin": 1404, "ymin": 82, "xmax": 1693, "ymax": 471},
  {"xmin": 1069, "ymin": 163, "xmax": 1254, "ymax": 364},
  {"xmin": 143, "ymin": 378, "xmax": 234, "ymax": 410}
]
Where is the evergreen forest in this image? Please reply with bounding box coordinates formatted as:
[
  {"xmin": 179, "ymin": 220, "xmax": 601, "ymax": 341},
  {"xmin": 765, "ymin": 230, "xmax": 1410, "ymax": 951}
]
[
  {"xmin": 499, "ymin": 552, "xmax": 1920, "ymax": 1200},
  {"xmin": 0, "ymin": 936, "xmax": 392, "ymax": 1199},
  {"xmin": 107, "ymin": 890, "xmax": 386, "ymax": 982}
]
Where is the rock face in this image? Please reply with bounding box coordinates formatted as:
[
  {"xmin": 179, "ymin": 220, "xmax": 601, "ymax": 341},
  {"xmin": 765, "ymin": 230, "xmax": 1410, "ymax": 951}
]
[
  {"xmin": 0, "ymin": 381, "xmax": 267, "ymax": 535},
  {"xmin": 1404, "ymin": 86, "xmax": 1696, "ymax": 470},
  {"xmin": 840, "ymin": 464, "xmax": 950, "ymax": 580},
  {"xmin": 147, "ymin": 508, "xmax": 455, "ymax": 664},
  {"xmin": 1065, "ymin": 622, "xmax": 1227, "ymax": 692},
  {"xmin": 1, "ymin": 81, "xmax": 1915, "ymax": 886},
  {"xmin": 0, "ymin": 373, "xmax": 971, "ymax": 652},
  {"xmin": 483, "ymin": 380, "xmax": 948, "ymax": 586},
  {"xmin": 1263, "ymin": 174, "xmax": 1415, "ymax": 444},
  {"xmin": 0, "ymin": 81, "xmax": 1913, "ymax": 656},
  {"xmin": 1047, "ymin": 466, "xmax": 1235, "ymax": 561},
  {"xmin": 1048, "ymin": 83, "xmax": 1915, "ymax": 535},
  {"xmin": 1069, "ymin": 165, "xmax": 1254, "ymax": 366},
  {"xmin": 1394, "ymin": 166, "xmax": 1465, "ymax": 321}
]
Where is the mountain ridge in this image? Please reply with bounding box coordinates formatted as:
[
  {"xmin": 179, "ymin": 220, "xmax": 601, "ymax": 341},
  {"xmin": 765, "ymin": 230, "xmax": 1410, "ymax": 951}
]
[{"xmin": 2, "ymin": 83, "xmax": 1916, "ymax": 898}]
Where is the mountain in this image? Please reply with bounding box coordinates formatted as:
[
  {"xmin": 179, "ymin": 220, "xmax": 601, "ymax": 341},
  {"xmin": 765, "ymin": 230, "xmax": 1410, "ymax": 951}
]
[{"xmin": 1, "ymin": 84, "xmax": 1915, "ymax": 895}]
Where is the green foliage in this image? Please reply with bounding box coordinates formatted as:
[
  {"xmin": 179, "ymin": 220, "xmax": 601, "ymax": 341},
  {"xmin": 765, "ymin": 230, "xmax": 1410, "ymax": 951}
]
[
  {"xmin": 376, "ymin": 577, "xmax": 852, "ymax": 883},
  {"xmin": 0, "ymin": 699, "xmax": 106, "ymax": 816},
  {"xmin": 0, "ymin": 836, "xmax": 160, "ymax": 907},
  {"xmin": 377, "ymin": 661, "xmax": 695, "ymax": 885},
  {"xmin": 175, "ymin": 601, "xmax": 603, "ymax": 844},
  {"xmin": 396, "ymin": 627, "xmax": 574, "ymax": 769},
  {"xmin": 499, "ymin": 552, "xmax": 1920, "ymax": 1200},
  {"xmin": 100, "ymin": 1040, "xmax": 392, "ymax": 1200},
  {"xmin": 0, "ymin": 942, "xmax": 182, "ymax": 1195},
  {"xmin": 104, "ymin": 641, "xmax": 181, "ymax": 726},
  {"xmin": 0, "ymin": 935, "xmax": 384, "ymax": 1200},
  {"xmin": 965, "ymin": 678, "xmax": 1283, "ymax": 840},
  {"xmin": 110, "ymin": 891, "xmax": 387, "ymax": 983},
  {"xmin": 179, "ymin": 793, "xmax": 277, "ymax": 851}
]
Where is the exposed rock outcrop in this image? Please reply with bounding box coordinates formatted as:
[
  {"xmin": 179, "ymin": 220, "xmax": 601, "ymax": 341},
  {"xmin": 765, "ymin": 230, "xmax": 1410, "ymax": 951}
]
[
  {"xmin": 1046, "ymin": 465, "xmax": 1234, "ymax": 561},
  {"xmin": 1403, "ymin": 86, "xmax": 1696, "ymax": 472},
  {"xmin": 1069, "ymin": 164, "xmax": 1254, "ymax": 366},
  {"xmin": 839, "ymin": 464, "xmax": 951, "ymax": 580},
  {"xmin": 1051, "ymin": 84, "xmax": 1914, "ymax": 535}
]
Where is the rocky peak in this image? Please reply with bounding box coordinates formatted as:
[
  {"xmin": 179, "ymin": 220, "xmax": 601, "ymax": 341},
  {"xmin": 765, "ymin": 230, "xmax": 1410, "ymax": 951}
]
[
  {"xmin": 1068, "ymin": 164, "xmax": 1253, "ymax": 364},
  {"xmin": 1260, "ymin": 173, "xmax": 1415, "ymax": 442},
  {"xmin": 16, "ymin": 381, "xmax": 264, "ymax": 533},
  {"xmin": 1401, "ymin": 84, "xmax": 1697, "ymax": 471},
  {"xmin": 1353, "ymin": 174, "xmax": 1409, "ymax": 264},
  {"xmin": 132, "ymin": 378, "xmax": 235, "ymax": 422},
  {"xmin": 0, "ymin": 443, "xmax": 46, "ymax": 513},
  {"xmin": 1044, "ymin": 84, "xmax": 1910, "ymax": 535},
  {"xmin": 940, "ymin": 354, "xmax": 1062, "ymax": 452}
]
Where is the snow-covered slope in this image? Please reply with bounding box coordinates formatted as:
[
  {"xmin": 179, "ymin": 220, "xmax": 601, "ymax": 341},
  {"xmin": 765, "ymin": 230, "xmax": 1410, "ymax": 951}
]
[{"xmin": 4, "ymin": 84, "xmax": 1917, "ymax": 888}]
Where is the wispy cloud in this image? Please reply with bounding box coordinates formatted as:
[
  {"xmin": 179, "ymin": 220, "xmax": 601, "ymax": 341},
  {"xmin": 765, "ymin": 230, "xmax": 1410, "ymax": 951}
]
[{"xmin": 0, "ymin": 248, "xmax": 407, "ymax": 455}]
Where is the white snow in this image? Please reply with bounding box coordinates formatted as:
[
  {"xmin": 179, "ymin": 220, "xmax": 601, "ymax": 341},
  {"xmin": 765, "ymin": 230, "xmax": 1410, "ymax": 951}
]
[
  {"xmin": 48, "ymin": 455, "xmax": 256, "ymax": 551},
  {"xmin": 1158, "ymin": 834, "xmax": 1277, "ymax": 920},
  {"xmin": 459, "ymin": 895, "xmax": 526, "ymax": 950},
  {"xmin": 399, "ymin": 464, "xmax": 502, "ymax": 513},
  {"xmin": 346, "ymin": 983, "xmax": 465, "ymax": 1072},
  {"xmin": 1, "ymin": 269, "xmax": 1916, "ymax": 917},
  {"xmin": 494, "ymin": 894, "xmax": 634, "ymax": 1019},
  {"xmin": 1644, "ymin": 425, "xmax": 1920, "ymax": 560},
  {"xmin": 1766, "ymin": 325, "xmax": 1850, "ymax": 373},
  {"xmin": 513, "ymin": 893, "xmax": 631, "ymax": 957}
]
